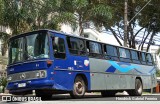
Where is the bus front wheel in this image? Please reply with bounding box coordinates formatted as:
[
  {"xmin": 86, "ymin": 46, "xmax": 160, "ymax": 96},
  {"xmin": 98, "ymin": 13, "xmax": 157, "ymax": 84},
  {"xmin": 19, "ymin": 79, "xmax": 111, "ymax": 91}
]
[
  {"xmin": 70, "ymin": 76, "xmax": 86, "ymax": 98},
  {"xmin": 128, "ymin": 79, "xmax": 143, "ymax": 96}
]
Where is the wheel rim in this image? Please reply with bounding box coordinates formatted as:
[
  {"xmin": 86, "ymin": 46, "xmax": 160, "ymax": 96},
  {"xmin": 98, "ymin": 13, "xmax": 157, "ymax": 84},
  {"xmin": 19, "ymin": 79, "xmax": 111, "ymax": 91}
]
[{"xmin": 74, "ymin": 80, "xmax": 85, "ymax": 95}]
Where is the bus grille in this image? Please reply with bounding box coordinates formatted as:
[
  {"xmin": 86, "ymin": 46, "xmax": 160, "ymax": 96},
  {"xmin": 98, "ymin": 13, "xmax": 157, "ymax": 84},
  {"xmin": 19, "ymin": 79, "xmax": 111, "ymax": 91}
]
[{"xmin": 7, "ymin": 70, "xmax": 47, "ymax": 82}]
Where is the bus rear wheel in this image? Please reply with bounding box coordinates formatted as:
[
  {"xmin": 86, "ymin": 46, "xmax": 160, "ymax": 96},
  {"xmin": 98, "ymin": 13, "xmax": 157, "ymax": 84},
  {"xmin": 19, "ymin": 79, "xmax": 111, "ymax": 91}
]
[
  {"xmin": 70, "ymin": 76, "xmax": 86, "ymax": 98},
  {"xmin": 128, "ymin": 79, "xmax": 143, "ymax": 96}
]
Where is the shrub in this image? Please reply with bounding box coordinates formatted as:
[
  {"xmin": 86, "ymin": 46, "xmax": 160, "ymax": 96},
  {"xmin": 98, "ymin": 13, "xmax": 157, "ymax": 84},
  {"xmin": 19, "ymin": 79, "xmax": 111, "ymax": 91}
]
[{"xmin": 0, "ymin": 77, "xmax": 7, "ymax": 93}]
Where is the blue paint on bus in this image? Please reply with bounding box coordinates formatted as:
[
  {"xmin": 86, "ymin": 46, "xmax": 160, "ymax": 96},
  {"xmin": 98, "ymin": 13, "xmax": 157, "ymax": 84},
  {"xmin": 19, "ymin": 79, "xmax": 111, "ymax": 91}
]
[
  {"xmin": 106, "ymin": 66, "xmax": 116, "ymax": 73},
  {"xmin": 107, "ymin": 60, "xmax": 139, "ymax": 73}
]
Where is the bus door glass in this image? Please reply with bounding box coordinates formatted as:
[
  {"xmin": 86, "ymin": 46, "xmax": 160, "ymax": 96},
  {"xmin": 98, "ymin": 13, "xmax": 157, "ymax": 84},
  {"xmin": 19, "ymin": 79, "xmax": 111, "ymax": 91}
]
[{"xmin": 52, "ymin": 34, "xmax": 67, "ymax": 69}]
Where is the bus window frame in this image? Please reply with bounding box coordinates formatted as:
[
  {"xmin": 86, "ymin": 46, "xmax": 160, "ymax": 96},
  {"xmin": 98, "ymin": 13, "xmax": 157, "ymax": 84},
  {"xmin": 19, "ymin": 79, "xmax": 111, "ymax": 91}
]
[
  {"xmin": 52, "ymin": 36, "xmax": 66, "ymax": 59},
  {"xmin": 67, "ymin": 36, "xmax": 87, "ymax": 56},
  {"xmin": 146, "ymin": 53, "xmax": 153, "ymax": 65},
  {"xmin": 130, "ymin": 50, "xmax": 141, "ymax": 64},
  {"xmin": 140, "ymin": 52, "xmax": 147, "ymax": 65},
  {"xmin": 118, "ymin": 47, "xmax": 132, "ymax": 63},
  {"xmin": 9, "ymin": 31, "xmax": 50, "ymax": 65},
  {"xmin": 103, "ymin": 44, "xmax": 119, "ymax": 61},
  {"xmin": 86, "ymin": 40, "xmax": 103, "ymax": 59}
]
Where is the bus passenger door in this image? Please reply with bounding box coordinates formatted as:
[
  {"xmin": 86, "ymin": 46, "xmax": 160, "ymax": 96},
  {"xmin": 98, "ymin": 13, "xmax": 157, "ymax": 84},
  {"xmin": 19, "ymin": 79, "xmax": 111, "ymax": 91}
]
[{"xmin": 51, "ymin": 33, "xmax": 71, "ymax": 90}]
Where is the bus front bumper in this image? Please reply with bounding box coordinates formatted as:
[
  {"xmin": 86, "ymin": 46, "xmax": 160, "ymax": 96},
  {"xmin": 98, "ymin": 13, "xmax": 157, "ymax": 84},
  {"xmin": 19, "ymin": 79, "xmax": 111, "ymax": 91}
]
[{"xmin": 7, "ymin": 79, "xmax": 55, "ymax": 93}]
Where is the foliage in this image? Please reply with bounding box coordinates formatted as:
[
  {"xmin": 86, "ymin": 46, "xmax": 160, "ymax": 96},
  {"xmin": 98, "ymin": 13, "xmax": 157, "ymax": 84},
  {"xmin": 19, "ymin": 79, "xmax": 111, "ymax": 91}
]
[
  {"xmin": 60, "ymin": 0, "xmax": 113, "ymax": 36},
  {"xmin": 0, "ymin": 55, "xmax": 8, "ymax": 65},
  {"xmin": 0, "ymin": 0, "xmax": 160, "ymax": 54},
  {"xmin": 0, "ymin": 0, "xmax": 76, "ymax": 56},
  {"xmin": 156, "ymin": 70, "xmax": 160, "ymax": 77},
  {"xmin": 93, "ymin": 0, "xmax": 160, "ymax": 51},
  {"xmin": 0, "ymin": 77, "xmax": 7, "ymax": 93}
]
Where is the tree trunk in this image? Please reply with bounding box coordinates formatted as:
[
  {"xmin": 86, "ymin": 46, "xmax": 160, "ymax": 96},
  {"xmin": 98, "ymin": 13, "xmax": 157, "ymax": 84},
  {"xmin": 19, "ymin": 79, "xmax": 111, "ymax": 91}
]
[
  {"xmin": 1, "ymin": 43, "xmax": 8, "ymax": 56},
  {"xmin": 109, "ymin": 27, "xmax": 123, "ymax": 46},
  {"xmin": 79, "ymin": 21, "xmax": 83, "ymax": 36},
  {"xmin": 146, "ymin": 31, "xmax": 155, "ymax": 52},
  {"xmin": 141, "ymin": 30, "xmax": 150, "ymax": 51},
  {"xmin": 124, "ymin": 0, "xmax": 128, "ymax": 47},
  {"xmin": 79, "ymin": 14, "xmax": 83, "ymax": 36},
  {"xmin": 138, "ymin": 28, "xmax": 146, "ymax": 50}
]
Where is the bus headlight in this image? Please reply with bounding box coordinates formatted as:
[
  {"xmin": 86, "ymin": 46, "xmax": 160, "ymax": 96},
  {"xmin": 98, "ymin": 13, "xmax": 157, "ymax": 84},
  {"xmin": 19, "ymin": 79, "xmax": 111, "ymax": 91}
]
[
  {"xmin": 40, "ymin": 70, "xmax": 46, "ymax": 78},
  {"xmin": 35, "ymin": 70, "xmax": 46, "ymax": 78},
  {"xmin": 36, "ymin": 72, "xmax": 40, "ymax": 78},
  {"xmin": 7, "ymin": 76, "xmax": 12, "ymax": 81}
]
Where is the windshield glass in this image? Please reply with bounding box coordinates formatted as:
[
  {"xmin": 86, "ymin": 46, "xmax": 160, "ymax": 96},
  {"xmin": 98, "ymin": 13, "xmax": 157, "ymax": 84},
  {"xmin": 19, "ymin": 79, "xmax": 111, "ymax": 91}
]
[{"xmin": 9, "ymin": 32, "xmax": 49, "ymax": 64}]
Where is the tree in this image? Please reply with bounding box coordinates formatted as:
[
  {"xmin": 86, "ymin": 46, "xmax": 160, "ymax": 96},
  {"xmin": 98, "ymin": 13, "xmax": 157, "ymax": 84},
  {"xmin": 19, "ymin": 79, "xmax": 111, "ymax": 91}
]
[
  {"xmin": 60, "ymin": 0, "xmax": 113, "ymax": 36},
  {"xmin": 0, "ymin": 77, "xmax": 7, "ymax": 93},
  {"xmin": 138, "ymin": 0, "xmax": 160, "ymax": 51},
  {"xmin": 0, "ymin": 0, "xmax": 73, "ymax": 56},
  {"xmin": 93, "ymin": 0, "xmax": 160, "ymax": 51}
]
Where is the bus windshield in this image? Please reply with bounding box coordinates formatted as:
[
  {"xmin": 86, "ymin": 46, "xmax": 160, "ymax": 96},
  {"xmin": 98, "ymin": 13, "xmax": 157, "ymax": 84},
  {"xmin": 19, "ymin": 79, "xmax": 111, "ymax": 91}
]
[{"xmin": 9, "ymin": 32, "xmax": 49, "ymax": 64}]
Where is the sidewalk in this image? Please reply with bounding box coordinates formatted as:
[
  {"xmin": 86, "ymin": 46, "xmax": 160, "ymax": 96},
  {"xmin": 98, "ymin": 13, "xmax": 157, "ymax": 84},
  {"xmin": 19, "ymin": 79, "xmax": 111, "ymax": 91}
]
[{"xmin": 0, "ymin": 93, "xmax": 12, "ymax": 96}]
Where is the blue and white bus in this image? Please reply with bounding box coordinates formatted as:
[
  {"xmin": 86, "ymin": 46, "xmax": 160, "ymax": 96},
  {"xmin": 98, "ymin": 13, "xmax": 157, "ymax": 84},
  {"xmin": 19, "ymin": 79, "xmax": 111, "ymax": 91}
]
[{"xmin": 7, "ymin": 30, "xmax": 157, "ymax": 99}]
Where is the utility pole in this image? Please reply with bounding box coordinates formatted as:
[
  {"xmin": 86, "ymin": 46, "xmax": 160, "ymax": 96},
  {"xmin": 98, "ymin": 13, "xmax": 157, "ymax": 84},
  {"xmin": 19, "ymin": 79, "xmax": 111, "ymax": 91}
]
[{"xmin": 124, "ymin": 0, "xmax": 128, "ymax": 47}]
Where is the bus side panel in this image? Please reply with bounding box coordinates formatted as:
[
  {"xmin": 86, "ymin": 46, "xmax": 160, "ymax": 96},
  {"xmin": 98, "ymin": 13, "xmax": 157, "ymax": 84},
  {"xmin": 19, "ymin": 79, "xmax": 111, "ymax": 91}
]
[
  {"xmin": 89, "ymin": 58, "xmax": 156, "ymax": 91},
  {"xmin": 50, "ymin": 32, "xmax": 91, "ymax": 91},
  {"xmin": 53, "ymin": 70, "xmax": 90, "ymax": 91},
  {"xmin": 89, "ymin": 58, "xmax": 110, "ymax": 90},
  {"xmin": 66, "ymin": 55, "xmax": 91, "ymax": 91},
  {"xmin": 89, "ymin": 58, "xmax": 135, "ymax": 90},
  {"xmin": 53, "ymin": 55, "xmax": 91, "ymax": 91},
  {"xmin": 141, "ymin": 76, "xmax": 152, "ymax": 89}
]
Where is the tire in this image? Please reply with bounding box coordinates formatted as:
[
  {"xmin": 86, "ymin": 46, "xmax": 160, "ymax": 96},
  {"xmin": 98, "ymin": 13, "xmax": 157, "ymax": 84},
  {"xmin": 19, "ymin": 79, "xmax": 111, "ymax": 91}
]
[
  {"xmin": 70, "ymin": 76, "xmax": 86, "ymax": 98},
  {"xmin": 101, "ymin": 91, "xmax": 116, "ymax": 97},
  {"xmin": 128, "ymin": 79, "xmax": 143, "ymax": 96},
  {"xmin": 35, "ymin": 90, "xmax": 52, "ymax": 100}
]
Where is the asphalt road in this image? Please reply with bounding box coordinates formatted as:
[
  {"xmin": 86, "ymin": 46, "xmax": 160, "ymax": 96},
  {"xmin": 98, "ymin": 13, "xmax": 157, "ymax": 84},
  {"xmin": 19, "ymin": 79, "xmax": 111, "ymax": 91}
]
[{"xmin": 0, "ymin": 93, "xmax": 160, "ymax": 103}]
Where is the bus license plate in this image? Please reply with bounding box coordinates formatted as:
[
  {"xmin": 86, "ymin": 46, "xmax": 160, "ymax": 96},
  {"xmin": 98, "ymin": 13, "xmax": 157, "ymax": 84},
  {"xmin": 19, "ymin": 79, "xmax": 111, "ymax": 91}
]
[{"xmin": 18, "ymin": 83, "xmax": 26, "ymax": 87}]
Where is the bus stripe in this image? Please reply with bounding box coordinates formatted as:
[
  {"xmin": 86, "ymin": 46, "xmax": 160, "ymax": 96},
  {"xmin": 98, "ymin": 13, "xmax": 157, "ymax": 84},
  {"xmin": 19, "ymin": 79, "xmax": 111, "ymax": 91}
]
[{"xmin": 106, "ymin": 66, "xmax": 116, "ymax": 73}]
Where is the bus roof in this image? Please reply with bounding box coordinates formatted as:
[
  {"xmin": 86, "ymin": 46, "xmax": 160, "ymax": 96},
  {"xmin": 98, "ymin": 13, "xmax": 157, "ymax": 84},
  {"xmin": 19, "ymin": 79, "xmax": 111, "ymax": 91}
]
[{"xmin": 9, "ymin": 29, "xmax": 151, "ymax": 54}]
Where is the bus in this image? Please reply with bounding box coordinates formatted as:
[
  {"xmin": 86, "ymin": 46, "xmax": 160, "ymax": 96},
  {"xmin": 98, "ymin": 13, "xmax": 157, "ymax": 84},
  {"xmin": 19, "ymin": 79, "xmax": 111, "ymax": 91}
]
[{"xmin": 7, "ymin": 29, "xmax": 157, "ymax": 99}]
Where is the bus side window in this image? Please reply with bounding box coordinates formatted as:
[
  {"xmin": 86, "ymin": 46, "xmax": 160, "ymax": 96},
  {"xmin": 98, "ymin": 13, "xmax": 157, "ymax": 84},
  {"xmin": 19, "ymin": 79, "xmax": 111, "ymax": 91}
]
[
  {"xmin": 131, "ymin": 50, "xmax": 140, "ymax": 64},
  {"xmin": 119, "ymin": 48, "xmax": 131, "ymax": 62},
  {"xmin": 52, "ymin": 37, "xmax": 66, "ymax": 59},
  {"xmin": 140, "ymin": 52, "xmax": 146, "ymax": 64},
  {"xmin": 146, "ymin": 53, "xmax": 153, "ymax": 65},
  {"xmin": 67, "ymin": 37, "xmax": 86, "ymax": 56},
  {"xmin": 105, "ymin": 45, "xmax": 118, "ymax": 61},
  {"xmin": 87, "ymin": 41, "xmax": 102, "ymax": 58}
]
